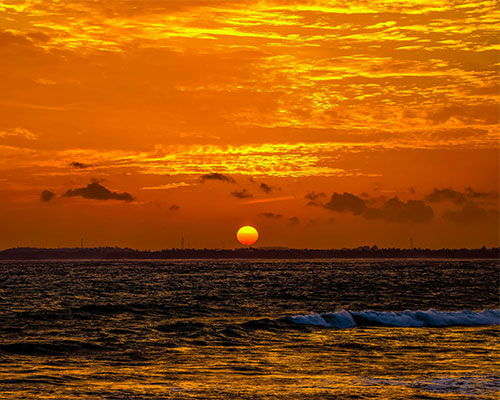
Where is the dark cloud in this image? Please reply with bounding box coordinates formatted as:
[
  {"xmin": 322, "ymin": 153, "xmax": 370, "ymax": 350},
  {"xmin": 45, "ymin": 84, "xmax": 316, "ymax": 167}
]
[
  {"xmin": 70, "ymin": 161, "xmax": 92, "ymax": 169},
  {"xmin": 364, "ymin": 194, "xmax": 388, "ymax": 207},
  {"xmin": 323, "ymin": 192, "xmax": 434, "ymax": 223},
  {"xmin": 260, "ymin": 183, "xmax": 272, "ymax": 193},
  {"xmin": 259, "ymin": 212, "xmax": 282, "ymax": 219},
  {"xmin": 305, "ymin": 191, "xmax": 326, "ymax": 201},
  {"xmin": 169, "ymin": 204, "xmax": 180, "ymax": 211},
  {"xmin": 0, "ymin": 28, "xmax": 49, "ymax": 46},
  {"xmin": 287, "ymin": 217, "xmax": 299, "ymax": 225},
  {"xmin": 63, "ymin": 180, "xmax": 134, "ymax": 202},
  {"xmin": 424, "ymin": 187, "xmax": 499, "ymax": 208},
  {"xmin": 464, "ymin": 187, "xmax": 499, "ymax": 200},
  {"xmin": 424, "ymin": 188, "xmax": 465, "ymax": 204},
  {"xmin": 200, "ymin": 173, "xmax": 235, "ymax": 183},
  {"xmin": 0, "ymin": 30, "xmax": 31, "ymax": 47},
  {"xmin": 443, "ymin": 202, "xmax": 496, "ymax": 224},
  {"xmin": 324, "ymin": 192, "xmax": 366, "ymax": 215},
  {"xmin": 40, "ymin": 190, "xmax": 55, "ymax": 202},
  {"xmin": 231, "ymin": 189, "xmax": 252, "ymax": 199},
  {"xmin": 427, "ymin": 104, "xmax": 500, "ymax": 125},
  {"xmin": 305, "ymin": 191, "xmax": 327, "ymax": 206},
  {"xmin": 26, "ymin": 31, "xmax": 50, "ymax": 43},
  {"xmin": 364, "ymin": 197, "xmax": 434, "ymax": 223}
]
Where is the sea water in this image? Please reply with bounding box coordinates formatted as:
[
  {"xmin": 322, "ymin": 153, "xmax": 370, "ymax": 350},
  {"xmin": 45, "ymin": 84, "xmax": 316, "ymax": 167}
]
[{"xmin": 0, "ymin": 259, "xmax": 498, "ymax": 399}]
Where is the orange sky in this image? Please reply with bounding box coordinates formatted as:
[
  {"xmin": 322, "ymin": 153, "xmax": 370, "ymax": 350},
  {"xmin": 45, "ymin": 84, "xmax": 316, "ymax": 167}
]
[{"xmin": 0, "ymin": 0, "xmax": 498, "ymax": 250}]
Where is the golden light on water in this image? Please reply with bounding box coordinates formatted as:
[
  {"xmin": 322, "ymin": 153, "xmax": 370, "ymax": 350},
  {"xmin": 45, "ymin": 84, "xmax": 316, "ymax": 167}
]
[{"xmin": 236, "ymin": 226, "xmax": 259, "ymax": 246}]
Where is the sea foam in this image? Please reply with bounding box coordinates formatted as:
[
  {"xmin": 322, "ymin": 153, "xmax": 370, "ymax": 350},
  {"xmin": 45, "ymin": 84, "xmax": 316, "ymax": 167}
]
[{"xmin": 286, "ymin": 309, "xmax": 500, "ymax": 328}]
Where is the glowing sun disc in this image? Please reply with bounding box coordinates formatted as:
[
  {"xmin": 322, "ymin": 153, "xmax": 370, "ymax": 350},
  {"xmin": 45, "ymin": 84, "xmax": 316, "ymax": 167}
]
[{"xmin": 237, "ymin": 225, "xmax": 259, "ymax": 246}]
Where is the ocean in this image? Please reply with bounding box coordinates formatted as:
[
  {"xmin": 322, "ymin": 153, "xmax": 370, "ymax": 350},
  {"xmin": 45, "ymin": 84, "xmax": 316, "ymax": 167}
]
[{"xmin": 0, "ymin": 259, "xmax": 498, "ymax": 399}]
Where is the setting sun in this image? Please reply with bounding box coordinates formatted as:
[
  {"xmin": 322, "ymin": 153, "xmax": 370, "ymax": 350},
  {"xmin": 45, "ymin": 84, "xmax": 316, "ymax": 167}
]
[{"xmin": 236, "ymin": 226, "xmax": 259, "ymax": 246}]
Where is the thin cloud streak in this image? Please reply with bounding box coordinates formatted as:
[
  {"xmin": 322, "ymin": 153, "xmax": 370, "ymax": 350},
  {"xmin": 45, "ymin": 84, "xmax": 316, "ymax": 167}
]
[
  {"xmin": 141, "ymin": 183, "xmax": 190, "ymax": 190},
  {"xmin": 242, "ymin": 196, "xmax": 296, "ymax": 204}
]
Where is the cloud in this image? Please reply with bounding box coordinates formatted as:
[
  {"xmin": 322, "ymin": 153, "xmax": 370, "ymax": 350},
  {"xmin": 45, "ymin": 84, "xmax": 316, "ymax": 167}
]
[
  {"xmin": 40, "ymin": 190, "xmax": 55, "ymax": 202},
  {"xmin": 305, "ymin": 191, "xmax": 326, "ymax": 201},
  {"xmin": 323, "ymin": 191, "xmax": 434, "ymax": 223},
  {"xmin": 242, "ymin": 196, "xmax": 295, "ymax": 204},
  {"xmin": 0, "ymin": 127, "xmax": 38, "ymax": 140},
  {"xmin": 305, "ymin": 191, "xmax": 326, "ymax": 206},
  {"xmin": 27, "ymin": 31, "xmax": 50, "ymax": 43},
  {"xmin": 0, "ymin": 30, "xmax": 32, "ymax": 47},
  {"xmin": 364, "ymin": 197, "xmax": 434, "ymax": 223},
  {"xmin": 464, "ymin": 187, "xmax": 499, "ymax": 201},
  {"xmin": 200, "ymin": 173, "xmax": 235, "ymax": 183},
  {"xmin": 424, "ymin": 188, "xmax": 465, "ymax": 204},
  {"xmin": 231, "ymin": 189, "xmax": 253, "ymax": 199},
  {"xmin": 141, "ymin": 182, "xmax": 189, "ymax": 190},
  {"xmin": 34, "ymin": 77, "xmax": 56, "ymax": 85},
  {"xmin": 324, "ymin": 192, "xmax": 366, "ymax": 215},
  {"xmin": 424, "ymin": 187, "xmax": 499, "ymax": 206},
  {"xmin": 169, "ymin": 204, "xmax": 180, "ymax": 211},
  {"xmin": 69, "ymin": 161, "xmax": 92, "ymax": 169},
  {"xmin": 259, "ymin": 212, "xmax": 282, "ymax": 219},
  {"xmin": 443, "ymin": 202, "xmax": 496, "ymax": 224},
  {"xmin": 260, "ymin": 183, "xmax": 272, "ymax": 193},
  {"xmin": 287, "ymin": 216, "xmax": 299, "ymax": 225},
  {"xmin": 427, "ymin": 104, "xmax": 500, "ymax": 125},
  {"xmin": 63, "ymin": 180, "xmax": 134, "ymax": 202}
]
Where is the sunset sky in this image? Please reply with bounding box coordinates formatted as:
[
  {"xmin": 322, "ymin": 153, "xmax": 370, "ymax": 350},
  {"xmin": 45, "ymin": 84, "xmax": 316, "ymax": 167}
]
[{"xmin": 0, "ymin": 0, "xmax": 498, "ymax": 250}]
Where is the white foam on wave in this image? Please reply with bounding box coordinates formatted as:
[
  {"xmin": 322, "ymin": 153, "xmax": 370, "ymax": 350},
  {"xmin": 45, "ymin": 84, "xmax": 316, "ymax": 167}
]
[
  {"xmin": 290, "ymin": 310, "xmax": 356, "ymax": 328},
  {"xmin": 287, "ymin": 309, "xmax": 500, "ymax": 328}
]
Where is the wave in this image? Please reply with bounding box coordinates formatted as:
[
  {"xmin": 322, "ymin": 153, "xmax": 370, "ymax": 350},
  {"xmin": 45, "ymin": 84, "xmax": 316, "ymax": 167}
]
[
  {"xmin": 0, "ymin": 341, "xmax": 106, "ymax": 356},
  {"xmin": 15, "ymin": 303, "xmax": 168, "ymax": 321},
  {"xmin": 285, "ymin": 309, "xmax": 500, "ymax": 328}
]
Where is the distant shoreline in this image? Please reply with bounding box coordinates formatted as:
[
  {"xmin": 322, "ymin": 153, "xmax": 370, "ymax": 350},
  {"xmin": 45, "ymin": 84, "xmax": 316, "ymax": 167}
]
[{"xmin": 0, "ymin": 247, "xmax": 498, "ymax": 260}]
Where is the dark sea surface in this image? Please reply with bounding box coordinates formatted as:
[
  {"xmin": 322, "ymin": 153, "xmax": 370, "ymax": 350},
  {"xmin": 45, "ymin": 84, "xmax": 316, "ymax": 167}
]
[{"xmin": 0, "ymin": 259, "xmax": 498, "ymax": 399}]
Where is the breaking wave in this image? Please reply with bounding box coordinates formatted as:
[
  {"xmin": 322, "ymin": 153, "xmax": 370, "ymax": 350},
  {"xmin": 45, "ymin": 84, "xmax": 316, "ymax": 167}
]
[{"xmin": 286, "ymin": 309, "xmax": 500, "ymax": 328}]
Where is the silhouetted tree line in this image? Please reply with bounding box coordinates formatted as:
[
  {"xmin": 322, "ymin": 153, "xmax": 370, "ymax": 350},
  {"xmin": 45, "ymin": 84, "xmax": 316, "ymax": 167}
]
[{"xmin": 0, "ymin": 246, "xmax": 498, "ymax": 260}]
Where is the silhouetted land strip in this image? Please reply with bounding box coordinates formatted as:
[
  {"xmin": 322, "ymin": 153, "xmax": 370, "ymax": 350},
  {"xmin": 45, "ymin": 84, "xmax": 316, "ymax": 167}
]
[{"xmin": 0, "ymin": 246, "xmax": 498, "ymax": 260}]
